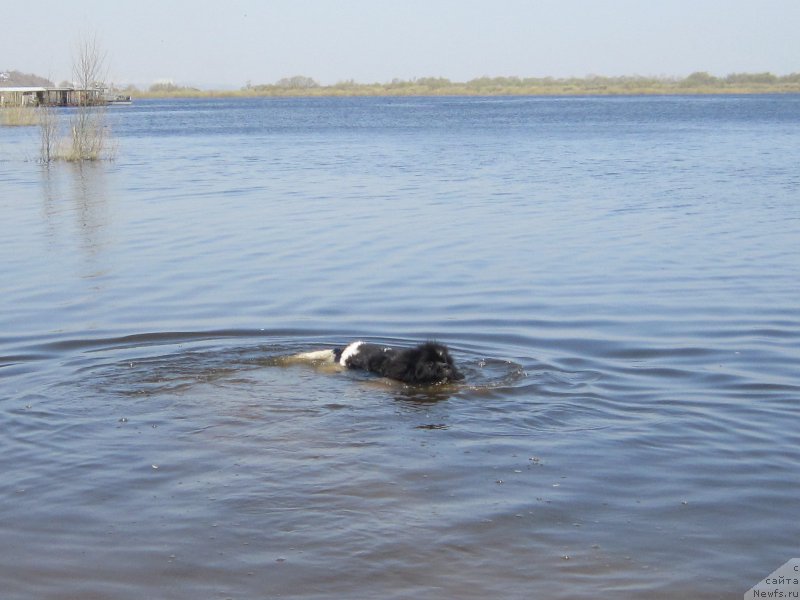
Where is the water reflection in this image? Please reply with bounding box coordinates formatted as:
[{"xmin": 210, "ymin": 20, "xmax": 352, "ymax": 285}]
[
  {"xmin": 39, "ymin": 162, "xmax": 111, "ymax": 280},
  {"xmin": 392, "ymin": 384, "xmax": 461, "ymax": 404}
]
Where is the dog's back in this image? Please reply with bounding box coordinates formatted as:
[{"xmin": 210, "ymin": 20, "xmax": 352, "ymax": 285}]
[
  {"xmin": 336, "ymin": 342, "xmax": 399, "ymax": 373},
  {"xmin": 294, "ymin": 340, "xmax": 463, "ymax": 385}
]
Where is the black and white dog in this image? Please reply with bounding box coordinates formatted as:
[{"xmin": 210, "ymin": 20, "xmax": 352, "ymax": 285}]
[{"xmin": 296, "ymin": 341, "xmax": 463, "ymax": 385}]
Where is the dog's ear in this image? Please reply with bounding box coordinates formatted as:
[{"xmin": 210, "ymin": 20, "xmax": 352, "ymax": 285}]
[
  {"xmin": 418, "ymin": 342, "xmax": 446, "ymax": 360},
  {"xmin": 412, "ymin": 343, "xmax": 463, "ymax": 384},
  {"xmin": 429, "ymin": 343, "xmax": 457, "ymax": 366}
]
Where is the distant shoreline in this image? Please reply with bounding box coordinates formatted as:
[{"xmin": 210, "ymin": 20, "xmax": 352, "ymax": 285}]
[
  {"xmin": 133, "ymin": 86, "xmax": 800, "ymax": 99},
  {"xmin": 131, "ymin": 73, "xmax": 800, "ymax": 99}
]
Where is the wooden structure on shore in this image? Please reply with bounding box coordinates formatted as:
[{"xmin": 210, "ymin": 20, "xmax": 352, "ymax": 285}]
[{"xmin": 0, "ymin": 86, "xmax": 130, "ymax": 107}]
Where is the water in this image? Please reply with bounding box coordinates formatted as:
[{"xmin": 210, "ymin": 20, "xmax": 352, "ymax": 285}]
[{"xmin": 1, "ymin": 95, "xmax": 799, "ymax": 599}]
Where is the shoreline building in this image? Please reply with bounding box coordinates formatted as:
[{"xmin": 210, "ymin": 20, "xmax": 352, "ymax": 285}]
[{"xmin": 0, "ymin": 86, "xmax": 129, "ymax": 107}]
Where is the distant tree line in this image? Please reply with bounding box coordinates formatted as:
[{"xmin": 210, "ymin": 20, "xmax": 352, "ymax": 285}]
[
  {"xmin": 682, "ymin": 71, "xmax": 800, "ymax": 86},
  {"xmin": 112, "ymin": 71, "xmax": 800, "ymax": 98},
  {"xmin": 7, "ymin": 68, "xmax": 800, "ymax": 97},
  {"xmin": 241, "ymin": 72, "xmax": 800, "ymax": 96},
  {"xmin": 148, "ymin": 81, "xmax": 201, "ymax": 94},
  {"xmin": 0, "ymin": 70, "xmax": 54, "ymax": 87}
]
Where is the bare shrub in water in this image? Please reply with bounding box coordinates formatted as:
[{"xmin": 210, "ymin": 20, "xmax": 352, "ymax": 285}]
[
  {"xmin": 68, "ymin": 34, "xmax": 111, "ymax": 162},
  {"xmin": 38, "ymin": 104, "xmax": 60, "ymax": 163},
  {"xmin": 30, "ymin": 35, "xmax": 116, "ymax": 163}
]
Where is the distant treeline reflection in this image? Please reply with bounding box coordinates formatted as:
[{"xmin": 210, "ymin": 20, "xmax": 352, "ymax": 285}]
[{"xmin": 136, "ymin": 72, "xmax": 800, "ymax": 98}]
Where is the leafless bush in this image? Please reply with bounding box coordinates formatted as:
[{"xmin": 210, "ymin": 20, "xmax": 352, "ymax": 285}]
[
  {"xmin": 68, "ymin": 34, "xmax": 111, "ymax": 161},
  {"xmin": 38, "ymin": 104, "xmax": 60, "ymax": 163}
]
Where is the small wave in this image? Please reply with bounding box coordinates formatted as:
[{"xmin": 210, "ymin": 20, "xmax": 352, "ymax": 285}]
[
  {"xmin": 30, "ymin": 332, "xmax": 648, "ymax": 438},
  {"xmin": 30, "ymin": 328, "xmax": 322, "ymax": 354},
  {"xmin": 60, "ymin": 334, "xmax": 537, "ymax": 402}
]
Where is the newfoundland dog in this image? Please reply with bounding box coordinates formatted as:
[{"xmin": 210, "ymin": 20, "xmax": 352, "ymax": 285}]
[{"xmin": 296, "ymin": 341, "xmax": 463, "ymax": 385}]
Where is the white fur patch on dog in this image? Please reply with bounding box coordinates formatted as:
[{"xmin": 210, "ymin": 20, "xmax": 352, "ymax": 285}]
[{"xmin": 338, "ymin": 340, "xmax": 364, "ymax": 366}]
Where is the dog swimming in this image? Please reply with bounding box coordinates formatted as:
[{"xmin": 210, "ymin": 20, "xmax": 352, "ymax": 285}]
[{"xmin": 295, "ymin": 341, "xmax": 464, "ymax": 385}]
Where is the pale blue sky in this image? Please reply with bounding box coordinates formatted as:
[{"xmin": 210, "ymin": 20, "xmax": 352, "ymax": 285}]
[{"xmin": 3, "ymin": 0, "xmax": 798, "ymax": 87}]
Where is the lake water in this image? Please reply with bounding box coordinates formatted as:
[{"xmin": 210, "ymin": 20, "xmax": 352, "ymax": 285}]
[{"xmin": 1, "ymin": 95, "xmax": 799, "ymax": 599}]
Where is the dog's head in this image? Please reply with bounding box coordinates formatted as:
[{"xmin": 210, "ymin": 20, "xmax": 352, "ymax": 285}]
[{"xmin": 403, "ymin": 342, "xmax": 464, "ymax": 385}]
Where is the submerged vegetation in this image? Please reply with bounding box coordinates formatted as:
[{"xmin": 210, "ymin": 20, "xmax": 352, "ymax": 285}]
[
  {"xmin": 0, "ymin": 104, "xmax": 40, "ymax": 126},
  {"xmin": 135, "ymin": 71, "xmax": 800, "ymax": 98},
  {"xmin": 2, "ymin": 36, "xmax": 113, "ymax": 163}
]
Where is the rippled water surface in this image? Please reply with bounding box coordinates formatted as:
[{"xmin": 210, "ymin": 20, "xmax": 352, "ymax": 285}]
[{"xmin": 2, "ymin": 95, "xmax": 799, "ymax": 599}]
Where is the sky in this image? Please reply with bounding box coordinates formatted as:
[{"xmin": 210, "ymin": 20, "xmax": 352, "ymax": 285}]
[{"xmin": 2, "ymin": 0, "xmax": 798, "ymax": 88}]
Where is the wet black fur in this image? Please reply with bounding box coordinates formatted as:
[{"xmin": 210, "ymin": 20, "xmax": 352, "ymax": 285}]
[{"xmin": 337, "ymin": 341, "xmax": 464, "ymax": 385}]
